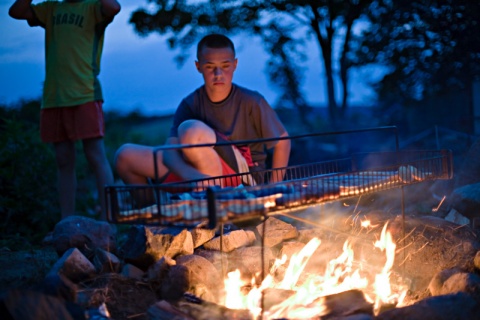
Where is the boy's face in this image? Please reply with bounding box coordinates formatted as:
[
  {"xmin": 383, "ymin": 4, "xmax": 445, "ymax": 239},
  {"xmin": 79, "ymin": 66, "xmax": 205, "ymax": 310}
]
[{"xmin": 195, "ymin": 46, "xmax": 237, "ymax": 101}]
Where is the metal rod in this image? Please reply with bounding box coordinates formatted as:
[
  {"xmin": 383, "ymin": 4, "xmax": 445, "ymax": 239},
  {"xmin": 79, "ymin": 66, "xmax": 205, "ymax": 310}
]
[
  {"xmin": 151, "ymin": 126, "xmax": 400, "ymax": 153},
  {"xmin": 401, "ymin": 186, "xmax": 406, "ymax": 280},
  {"xmin": 260, "ymin": 214, "xmax": 266, "ymax": 320}
]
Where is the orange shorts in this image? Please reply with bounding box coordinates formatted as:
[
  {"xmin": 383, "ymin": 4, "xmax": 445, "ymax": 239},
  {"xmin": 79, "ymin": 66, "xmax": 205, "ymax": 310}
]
[
  {"xmin": 162, "ymin": 157, "xmax": 242, "ymax": 188},
  {"xmin": 40, "ymin": 101, "xmax": 105, "ymax": 143}
]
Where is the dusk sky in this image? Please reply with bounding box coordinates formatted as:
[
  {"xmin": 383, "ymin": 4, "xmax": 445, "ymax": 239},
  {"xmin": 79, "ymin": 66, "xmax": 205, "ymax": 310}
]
[{"xmin": 1, "ymin": 0, "xmax": 381, "ymax": 116}]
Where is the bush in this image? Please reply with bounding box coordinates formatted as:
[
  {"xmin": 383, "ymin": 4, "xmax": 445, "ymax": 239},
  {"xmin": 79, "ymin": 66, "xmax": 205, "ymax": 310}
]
[{"xmin": 0, "ymin": 116, "xmax": 58, "ymax": 244}]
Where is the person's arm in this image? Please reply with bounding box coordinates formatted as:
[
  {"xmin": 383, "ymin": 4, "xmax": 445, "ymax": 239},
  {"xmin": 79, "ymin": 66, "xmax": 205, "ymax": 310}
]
[
  {"xmin": 9, "ymin": 0, "xmax": 34, "ymax": 20},
  {"xmin": 269, "ymin": 131, "xmax": 291, "ymax": 183},
  {"xmin": 100, "ymin": 0, "xmax": 121, "ymax": 19}
]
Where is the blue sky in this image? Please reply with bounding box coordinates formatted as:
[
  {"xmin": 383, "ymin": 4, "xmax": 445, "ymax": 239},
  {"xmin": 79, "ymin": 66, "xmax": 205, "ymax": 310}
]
[{"xmin": 0, "ymin": 0, "xmax": 381, "ymax": 116}]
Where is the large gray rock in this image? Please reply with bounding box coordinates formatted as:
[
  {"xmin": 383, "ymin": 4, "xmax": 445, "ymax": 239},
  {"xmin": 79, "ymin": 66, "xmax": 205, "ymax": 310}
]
[
  {"xmin": 47, "ymin": 248, "xmax": 96, "ymax": 283},
  {"xmin": 160, "ymin": 254, "xmax": 223, "ymax": 303},
  {"xmin": 428, "ymin": 267, "xmax": 463, "ymax": 296},
  {"xmin": 440, "ymin": 272, "xmax": 480, "ymax": 297},
  {"xmin": 454, "ymin": 138, "xmax": 480, "ymax": 188},
  {"xmin": 51, "ymin": 216, "xmax": 117, "ymax": 258},
  {"xmin": 191, "ymin": 228, "xmax": 216, "ymax": 248},
  {"xmin": 450, "ymin": 183, "xmax": 480, "ymax": 220},
  {"xmin": 229, "ymin": 246, "xmax": 275, "ymax": 282},
  {"xmin": 203, "ymin": 230, "xmax": 255, "ymax": 252},
  {"xmin": 256, "ymin": 217, "xmax": 299, "ymax": 247},
  {"xmin": 93, "ymin": 248, "xmax": 121, "ymax": 274}
]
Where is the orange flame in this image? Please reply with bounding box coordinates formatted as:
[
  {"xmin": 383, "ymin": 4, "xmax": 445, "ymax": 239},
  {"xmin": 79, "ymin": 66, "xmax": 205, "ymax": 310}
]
[{"xmin": 222, "ymin": 222, "xmax": 407, "ymax": 319}]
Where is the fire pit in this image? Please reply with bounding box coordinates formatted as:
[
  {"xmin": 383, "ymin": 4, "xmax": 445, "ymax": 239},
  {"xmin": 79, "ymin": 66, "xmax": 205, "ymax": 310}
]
[{"xmin": 104, "ymin": 126, "xmax": 455, "ymax": 318}]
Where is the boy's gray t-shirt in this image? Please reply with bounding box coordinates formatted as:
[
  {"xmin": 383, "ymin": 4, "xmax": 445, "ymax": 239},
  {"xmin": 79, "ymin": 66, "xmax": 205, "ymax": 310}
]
[{"xmin": 169, "ymin": 84, "xmax": 287, "ymax": 167}]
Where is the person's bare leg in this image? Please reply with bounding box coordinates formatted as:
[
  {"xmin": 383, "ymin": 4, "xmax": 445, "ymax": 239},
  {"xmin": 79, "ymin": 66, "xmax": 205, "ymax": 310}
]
[
  {"xmin": 114, "ymin": 144, "xmax": 169, "ymax": 184},
  {"xmin": 83, "ymin": 137, "xmax": 114, "ymax": 220},
  {"xmin": 178, "ymin": 120, "xmax": 223, "ymax": 177},
  {"xmin": 54, "ymin": 141, "xmax": 76, "ymax": 220},
  {"xmin": 114, "ymin": 143, "xmax": 169, "ymax": 207}
]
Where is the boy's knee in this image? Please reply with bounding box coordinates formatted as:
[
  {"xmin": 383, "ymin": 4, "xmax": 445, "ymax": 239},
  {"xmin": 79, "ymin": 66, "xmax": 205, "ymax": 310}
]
[
  {"xmin": 178, "ymin": 120, "xmax": 215, "ymax": 144},
  {"xmin": 114, "ymin": 144, "xmax": 133, "ymax": 170}
]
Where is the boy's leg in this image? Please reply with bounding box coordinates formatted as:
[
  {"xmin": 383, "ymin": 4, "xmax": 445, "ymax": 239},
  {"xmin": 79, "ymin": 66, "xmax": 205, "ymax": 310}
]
[
  {"xmin": 114, "ymin": 144, "xmax": 170, "ymax": 207},
  {"xmin": 83, "ymin": 137, "xmax": 114, "ymax": 220},
  {"xmin": 177, "ymin": 120, "xmax": 223, "ymax": 177},
  {"xmin": 54, "ymin": 141, "xmax": 76, "ymax": 219},
  {"xmin": 114, "ymin": 144, "xmax": 169, "ymax": 184}
]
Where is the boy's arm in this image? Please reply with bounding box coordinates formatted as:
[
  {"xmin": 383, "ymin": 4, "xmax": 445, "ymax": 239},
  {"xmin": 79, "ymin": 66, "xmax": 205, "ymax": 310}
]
[
  {"xmin": 9, "ymin": 0, "xmax": 34, "ymax": 20},
  {"xmin": 100, "ymin": 0, "xmax": 121, "ymax": 19},
  {"xmin": 270, "ymin": 131, "xmax": 291, "ymax": 183}
]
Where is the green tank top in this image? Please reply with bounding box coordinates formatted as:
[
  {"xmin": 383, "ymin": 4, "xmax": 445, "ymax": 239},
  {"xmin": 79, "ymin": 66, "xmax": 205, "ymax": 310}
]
[{"xmin": 32, "ymin": 0, "xmax": 111, "ymax": 108}]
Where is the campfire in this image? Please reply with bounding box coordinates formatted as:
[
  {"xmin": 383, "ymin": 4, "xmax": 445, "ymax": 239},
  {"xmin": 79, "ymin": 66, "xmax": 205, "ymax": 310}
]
[
  {"xmin": 6, "ymin": 189, "xmax": 479, "ymax": 320},
  {"xmin": 220, "ymin": 222, "xmax": 407, "ymax": 319}
]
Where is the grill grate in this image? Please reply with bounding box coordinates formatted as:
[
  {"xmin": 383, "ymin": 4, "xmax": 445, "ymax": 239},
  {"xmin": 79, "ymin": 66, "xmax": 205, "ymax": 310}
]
[{"xmin": 105, "ymin": 127, "xmax": 453, "ymax": 228}]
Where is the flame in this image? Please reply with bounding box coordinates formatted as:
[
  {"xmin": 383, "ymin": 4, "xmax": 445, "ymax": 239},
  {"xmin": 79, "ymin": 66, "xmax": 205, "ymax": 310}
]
[
  {"xmin": 222, "ymin": 222, "xmax": 407, "ymax": 319},
  {"xmin": 373, "ymin": 223, "xmax": 407, "ymax": 310}
]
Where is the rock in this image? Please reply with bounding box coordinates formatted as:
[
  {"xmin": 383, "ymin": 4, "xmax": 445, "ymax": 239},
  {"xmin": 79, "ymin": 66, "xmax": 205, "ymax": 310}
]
[
  {"xmin": 147, "ymin": 256, "xmax": 176, "ymax": 281},
  {"xmin": 191, "ymin": 228, "xmax": 216, "ymax": 248},
  {"xmin": 195, "ymin": 249, "xmax": 229, "ymax": 276},
  {"xmin": 120, "ymin": 226, "xmax": 173, "ymax": 269},
  {"xmin": 256, "ymin": 217, "xmax": 299, "ymax": 247},
  {"xmin": 474, "ymin": 251, "xmax": 480, "ymax": 270},
  {"xmin": 428, "ymin": 268, "xmax": 463, "ymax": 296},
  {"xmin": 41, "ymin": 273, "xmax": 77, "ymax": 302},
  {"xmin": 165, "ymin": 229, "xmax": 194, "ymax": 258},
  {"xmin": 161, "ymin": 255, "xmax": 222, "ymax": 304},
  {"xmin": 121, "ymin": 264, "xmax": 145, "ymax": 280},
  {"xmin": 444, "ymin": 208, "xmax": 470, "ymax": 226},
  {"xmin": 229, "ymin": 246, "xmax": 274, "ymax": 282},
  {"xmin": 51, "ymin": 216, "xmax": 117, "ymax": 258},
  {"xmin": 450, "ymin": 183, "xmax": 480, "ymax": 220},
  {"xmin": 203, "ymin": 230, "xmax": 255, "ymax": 252},
  {"xmin": 440, "ymin": 272, "xmax": 480, "ymax": 297},
  {"xmin": 93, "ymin": 248, "xmax": 121, "ymax": 274},
  {"xmin": 47, "ymin": 248, "xmax": 96, "ymax": 283},
  {"xmin": 454, "ymin": 138, "xmax": 480, "ymax": 189}
]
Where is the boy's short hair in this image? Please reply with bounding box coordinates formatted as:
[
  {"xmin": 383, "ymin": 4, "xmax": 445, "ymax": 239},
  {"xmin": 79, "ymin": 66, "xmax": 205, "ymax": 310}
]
[{"xmin": 197, "ymin": 34, "xmax": 235, "ymax": 59}]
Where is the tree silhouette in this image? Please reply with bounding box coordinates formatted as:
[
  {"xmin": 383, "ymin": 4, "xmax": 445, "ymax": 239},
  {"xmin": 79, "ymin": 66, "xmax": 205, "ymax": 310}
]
[
  {"xmin": 352, "ymin": 0, "xmax": 480, "ymax": 104},
  {"xmin": 129, "ymin": 0, "xmax": 373, "ymax": 127}
]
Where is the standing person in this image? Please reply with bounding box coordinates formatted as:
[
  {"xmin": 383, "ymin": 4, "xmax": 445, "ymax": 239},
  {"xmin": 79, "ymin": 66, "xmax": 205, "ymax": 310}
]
[
  {"xmin": 115, "ymin": 34, "xmax": 290, "ymax": 192},
  {"xmin": 8, "ymin": 0, "xmax": 120, "ymax": 220}
]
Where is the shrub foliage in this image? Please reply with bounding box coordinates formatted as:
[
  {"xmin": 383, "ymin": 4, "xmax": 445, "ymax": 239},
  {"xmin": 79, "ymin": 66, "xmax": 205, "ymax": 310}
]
[{"xmin": 0, "ymin": 105, "xmax": 58, "ymax": 244}]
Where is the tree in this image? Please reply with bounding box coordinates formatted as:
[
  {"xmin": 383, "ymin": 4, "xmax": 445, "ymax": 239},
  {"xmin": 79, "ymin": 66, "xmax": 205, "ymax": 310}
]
[
  {"xmin": 352, "ymin": 0, "xmax": 480, "ymax": 104},
  {"xmin": 129, "ymin": 0, "xmax": 373, "ymax": 127}
]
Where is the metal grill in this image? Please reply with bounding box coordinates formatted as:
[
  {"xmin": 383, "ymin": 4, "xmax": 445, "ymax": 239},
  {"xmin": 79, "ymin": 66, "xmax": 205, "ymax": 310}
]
[{"xmin": 105, "ymin": 127, "xmax": 453, "ymax": 228}]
